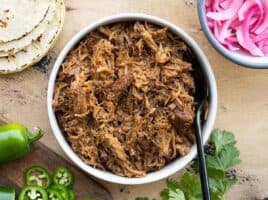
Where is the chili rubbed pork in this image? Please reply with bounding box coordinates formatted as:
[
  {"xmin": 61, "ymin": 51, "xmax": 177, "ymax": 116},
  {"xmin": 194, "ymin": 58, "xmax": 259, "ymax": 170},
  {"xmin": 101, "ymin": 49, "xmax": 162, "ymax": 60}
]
[{"xmin": 53, "ymin": 21, "xmax": 196, "ymax": 177}]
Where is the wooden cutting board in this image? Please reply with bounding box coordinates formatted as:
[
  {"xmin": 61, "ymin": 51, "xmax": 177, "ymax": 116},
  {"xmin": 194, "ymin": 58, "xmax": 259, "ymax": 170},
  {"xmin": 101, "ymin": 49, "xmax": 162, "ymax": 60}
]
[{"xmin": 0, "ymin": 117, "xmax": 112, "ymax": 200}]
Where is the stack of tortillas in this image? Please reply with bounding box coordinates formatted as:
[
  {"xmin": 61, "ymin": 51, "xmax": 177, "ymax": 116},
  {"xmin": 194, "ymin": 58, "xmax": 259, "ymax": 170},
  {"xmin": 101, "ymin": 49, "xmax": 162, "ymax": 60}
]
[{"xmin": 0, "ymin": 0, "xmax": 65, "ymax": 74}]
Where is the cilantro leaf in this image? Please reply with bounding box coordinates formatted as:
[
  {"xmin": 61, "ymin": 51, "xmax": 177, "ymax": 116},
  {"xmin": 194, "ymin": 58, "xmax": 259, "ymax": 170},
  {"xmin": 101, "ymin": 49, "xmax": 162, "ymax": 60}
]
[
  {"xmin": 167, "ymin": 179, "xmax": 181, "ymax": 191},
  {"xmin": 209, "ymin": 177, "xmax": 236, "ymax": 200},
  {"xmin": 161, "ymin": 179, "xmax": 185, "ymax": 200},
  {"xmin": 179, "ymin": 173, "xmax": 202, "ymax": 200},
  {"xmin": 219, "ymin": 146, "xmax": 241, "ymax": 169},
  {"xmin": 207, "ymin": 168, "xmax": 225, "ymax": 180},
  {"xmin": 161, "ymin": 188, "xmax": 185, "ymax": 200},
  {"xmin": 207, "ymin": 145, "xmax": 241, "ymax": 171},
  {"xmin": 210, "ymin": 129, "xmax": 236, "ymax": 154}
]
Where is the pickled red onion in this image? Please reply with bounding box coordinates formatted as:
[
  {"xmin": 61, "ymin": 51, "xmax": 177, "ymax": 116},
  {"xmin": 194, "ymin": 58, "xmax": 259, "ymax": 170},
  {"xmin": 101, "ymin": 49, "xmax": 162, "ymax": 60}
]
[
  {"xmin": 236, "ymin": 7, "xmax": 264, "ymax": 56},
  {"xmin": 205, "ymin": 0, "xmax": 268, "ymax": 56},
  {"xmin": 207, "ymin": 0, "xmax": 244, "ymax": 20}
]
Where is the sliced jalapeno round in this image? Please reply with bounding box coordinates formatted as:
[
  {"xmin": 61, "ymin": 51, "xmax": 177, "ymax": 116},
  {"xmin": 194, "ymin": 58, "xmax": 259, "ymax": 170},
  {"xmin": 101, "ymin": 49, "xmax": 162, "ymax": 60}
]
[
  {"xmin": 50, "ymin": 185, "xmax": 69, "ymax": 200},
  {"xmin": 68, "ymin": 189, "xmax": 75, "ymax": 200},
  {"xmin": 0, "ymin": 187, "xmax": 15, "ymax": 200},
  {"xmin": 46, "ymin": 189, "xmax": 63, "ymax": 200},
  {"xmin": 52, "ymin": 167, "xmax": 73, "ymax": 187},
  {"xmin": 25, "ymin": 166, "xmax": 51, "ymax": 188},
  {"xmin": 19, "ymin": 186, "xmax": 48, "ymax": 200}
]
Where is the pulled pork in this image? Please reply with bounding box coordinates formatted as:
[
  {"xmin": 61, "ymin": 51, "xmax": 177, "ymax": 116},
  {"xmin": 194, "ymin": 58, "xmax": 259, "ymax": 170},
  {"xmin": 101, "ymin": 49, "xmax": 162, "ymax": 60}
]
[{"xmin": 53, "ymin": 22, "xmax": 196, "ymax": 177}]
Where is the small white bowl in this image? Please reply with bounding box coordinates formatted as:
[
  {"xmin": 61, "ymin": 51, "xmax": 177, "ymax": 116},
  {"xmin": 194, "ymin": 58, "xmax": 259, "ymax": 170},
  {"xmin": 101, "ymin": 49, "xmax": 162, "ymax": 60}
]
[
  {"xmin": 47, "ymin": 13, "xmax": 218, "ymax": 185},
  {"xmin": 197, "ymin": 0, "xmax": 268, "ymax": 69}
]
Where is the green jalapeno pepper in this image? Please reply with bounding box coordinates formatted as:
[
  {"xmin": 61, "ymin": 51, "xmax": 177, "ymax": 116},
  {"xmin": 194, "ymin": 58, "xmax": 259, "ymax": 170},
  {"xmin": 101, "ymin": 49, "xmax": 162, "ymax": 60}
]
[
  {"xmin": 0, "ymin": 123, "xmax": 44, "ymax": 164},
  {"xmin": 25, "ymin": 166, "xmax": 51, "ymax": 188},
  {"xmin": 0, "ymin": 187, "xmax": 15, "ymax": 200},
  {"xmin": 46, "ymin": 189, "xmax": 63, "ymax": 200},
  {"xmin": 19, "ymin": 186, "xmax": 47, "ymax": 200},
  {"xmin": 52, "ymin": 167, "xmax": 73, "ymax": 187},
  {"xmin": 50, "ymin": 185, "xmax": 69, "ymax": 200},
  {"xmin": 68, "ymin": 189, "xmax": 75, "ymax": 200}
]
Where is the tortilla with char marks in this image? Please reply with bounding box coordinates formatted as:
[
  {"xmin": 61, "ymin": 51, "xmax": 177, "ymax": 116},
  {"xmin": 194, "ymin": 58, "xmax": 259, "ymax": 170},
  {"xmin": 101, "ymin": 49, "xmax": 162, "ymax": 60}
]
[
  {"xmin": 0, "ymin": 0, "xmax": 56, "ymax": 57},
  {"xmin": 0, "ymin": 0, "xmax": 51, "ymax": 43},
  {"xmin": 0, "ymin": 0, "xmax": 65, "ymax": 74}
]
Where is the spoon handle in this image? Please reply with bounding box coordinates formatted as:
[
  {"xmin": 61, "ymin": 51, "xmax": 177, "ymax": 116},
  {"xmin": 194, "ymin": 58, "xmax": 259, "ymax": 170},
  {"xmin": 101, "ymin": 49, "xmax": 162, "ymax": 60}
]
[{"xmin": 196, "ymin": 104, "xmax": 211, "ymax": 200}]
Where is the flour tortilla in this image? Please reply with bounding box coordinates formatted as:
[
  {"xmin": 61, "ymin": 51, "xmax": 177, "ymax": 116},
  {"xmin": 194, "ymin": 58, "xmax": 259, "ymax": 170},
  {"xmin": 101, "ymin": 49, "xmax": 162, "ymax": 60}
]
[
  {"xmin": 0, "ymin": 0, "xmax": 65, "ymax": 74},
  {"xmin": 0, "ymin": 0, "xmax": 57, "ymax": 57},
  {"xmin": 0, "ymin": 0, "xmax": 51, "ymax": 43}
]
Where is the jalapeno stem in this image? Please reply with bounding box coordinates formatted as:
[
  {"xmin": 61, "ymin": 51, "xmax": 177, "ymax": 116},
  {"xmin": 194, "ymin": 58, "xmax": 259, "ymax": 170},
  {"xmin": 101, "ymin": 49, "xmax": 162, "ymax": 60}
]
[{"xmin": 27, "ymin": 127, "xmax": 44, "ymax": 144}]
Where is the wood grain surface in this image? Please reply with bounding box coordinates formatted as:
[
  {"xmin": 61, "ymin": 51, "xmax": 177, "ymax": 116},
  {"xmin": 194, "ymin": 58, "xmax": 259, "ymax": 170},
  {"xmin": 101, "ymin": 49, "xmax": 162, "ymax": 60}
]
[
  {"xmin": 0, "ymin": 117, "xmax": 112, "ymax": 200},
  {"xmin": 0, "ymin": 0, "xmax": 268, "ymax": 199}
]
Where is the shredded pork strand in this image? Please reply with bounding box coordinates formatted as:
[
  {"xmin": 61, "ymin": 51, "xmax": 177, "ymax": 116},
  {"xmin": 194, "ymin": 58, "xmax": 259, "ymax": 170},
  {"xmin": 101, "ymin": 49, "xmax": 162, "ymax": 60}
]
[{"xmin": 53, "ymin": 21, "xmax": 197, "ymax": 177}]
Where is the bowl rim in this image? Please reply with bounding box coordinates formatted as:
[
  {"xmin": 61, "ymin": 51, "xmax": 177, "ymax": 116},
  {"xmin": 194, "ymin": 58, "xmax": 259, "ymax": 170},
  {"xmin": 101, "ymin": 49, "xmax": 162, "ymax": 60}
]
[
  {"xmin": 47, "ymin": 13, "xmax": 218, "ymax": 185},
  {"xmin": 197, "ymin": 0, "xmax": 268, "ymax": 69}
]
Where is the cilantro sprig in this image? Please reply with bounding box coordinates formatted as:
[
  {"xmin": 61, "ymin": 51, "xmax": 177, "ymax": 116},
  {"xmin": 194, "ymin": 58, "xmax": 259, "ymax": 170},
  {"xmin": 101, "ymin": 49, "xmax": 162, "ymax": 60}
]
[{"xmin": 136, "ymin": 129, "xmax": 241, "ymax": 200}]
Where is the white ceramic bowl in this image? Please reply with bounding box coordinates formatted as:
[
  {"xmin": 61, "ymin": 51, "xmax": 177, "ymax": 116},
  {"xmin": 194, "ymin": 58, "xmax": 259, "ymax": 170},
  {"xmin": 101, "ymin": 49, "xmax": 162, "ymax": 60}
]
[{"xmin": 47, "ymin": 13, "xmax": 218, "ymax": 185}]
